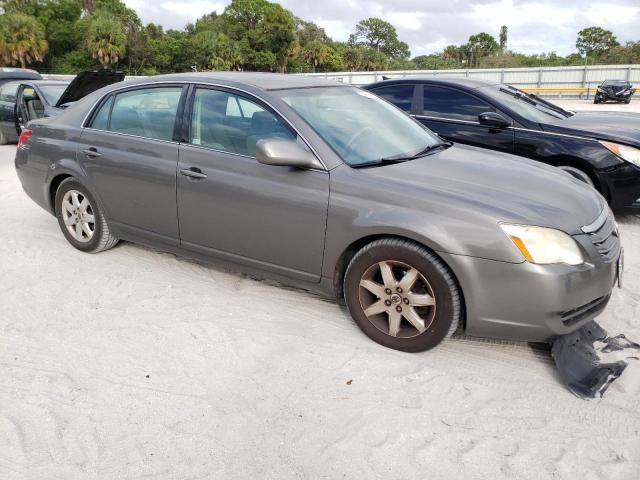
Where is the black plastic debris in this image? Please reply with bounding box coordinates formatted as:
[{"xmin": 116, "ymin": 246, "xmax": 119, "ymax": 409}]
[{"xmin": 552, "ymin": 321, "xmax": 640, "ymax": 399}]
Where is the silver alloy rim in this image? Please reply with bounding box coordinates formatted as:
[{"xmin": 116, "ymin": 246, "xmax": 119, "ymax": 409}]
[
  {"xmin": 61, "ymin": 190, "xmax": 95, "ymax": 243},
  {"xmin": 358, "ymin": 260, "xmax": 436, "ymax": 338}
]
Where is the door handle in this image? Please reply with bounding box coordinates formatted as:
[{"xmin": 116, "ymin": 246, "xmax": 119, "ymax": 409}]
[
  {"xmin": 82, "ymin": 148, "xmax": 101, "ymax": 158},
  {"xmin": 180, "ymin": 167, "xmax": 207, "ymax": 179}
]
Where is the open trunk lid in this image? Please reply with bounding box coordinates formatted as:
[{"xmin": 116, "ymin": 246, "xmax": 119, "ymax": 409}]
[{"xmin": 55, "ymin": 70, "xmax": 124, "ymax": 108}]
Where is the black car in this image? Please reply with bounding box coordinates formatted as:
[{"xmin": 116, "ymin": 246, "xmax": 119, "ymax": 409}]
[
  {"xmin": 594, "ymin": 79, "xmax": 635, "ymax": 104},
  {"xmin": 0, "ymin": 70, "xmax": 124, "ymax": 144},
  {"xmin": 365, "ymin": 77, "xmax": 640, "ymax": 213}
]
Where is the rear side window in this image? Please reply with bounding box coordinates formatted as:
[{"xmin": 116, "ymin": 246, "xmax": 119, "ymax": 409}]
[
  {"xmin": 94, "ymin": 87, "xmax": 182, "ymax": 141},
  {"xmin": 90, "ymin": 95, "xmax": 113, "ymax": 130},
  {"xmin": 423, "ymin": 85, "xmax": 494, "ymax": 122},
  {"xmin": 370, "ymin": 84, "xmax": 415, "ymax": 112},
  {"xmin": 189, "ymin": 88, "xmax": 295, "ymax": 157}
]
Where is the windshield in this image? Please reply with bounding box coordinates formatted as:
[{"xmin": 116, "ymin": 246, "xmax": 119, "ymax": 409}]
[
  {"xmin": 602, "ymin": 80, "xmax": 629, "ymax": 86},
  {"xmin": 477, "ymin": 84, "xmax": 570, "ymax": 122},
  {"xmin": 38, "ymin": 83, "xmax": 69, "ymax": 105},
  {"xmin": 274, "ymin": 86, "xmax": 442, "ymax": 166}
]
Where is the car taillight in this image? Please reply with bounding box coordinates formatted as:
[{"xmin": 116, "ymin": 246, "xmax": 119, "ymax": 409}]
[{"xmin": 17, "ymin": 128, "xmax": 32, "ymax": 148}]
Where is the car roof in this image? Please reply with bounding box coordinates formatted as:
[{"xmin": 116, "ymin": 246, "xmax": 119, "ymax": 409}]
[
  {"xmin": 0, "ymin": 68, "xmax": 42, "ymax": 80},
  {"xmin": 369, "ymin": 76, "xmax": 499, "ymax": 89},
  {"xmin": 115, "ymin": 72, "xmax": 345, "ymax": 91}
]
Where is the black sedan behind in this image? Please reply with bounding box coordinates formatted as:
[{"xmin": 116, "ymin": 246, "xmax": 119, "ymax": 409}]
[{"xmin": 365, "ymin": 77, "xmax": 640, "ymax": 213}]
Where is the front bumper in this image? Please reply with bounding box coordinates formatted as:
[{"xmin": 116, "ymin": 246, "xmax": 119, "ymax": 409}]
[
  {"xmin": 597, "ymin": 163, "xmax": 640, "ymax": 213},
  {"xmin": 440, "ymin": 240, "xmax": 619, "ymax": 343}
]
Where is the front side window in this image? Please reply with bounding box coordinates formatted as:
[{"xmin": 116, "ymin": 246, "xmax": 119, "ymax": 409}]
[
  {"xmin": 370, "ymin": 84, "xmax": 415, "ymax": 112},
  {"xmin": 275, "ymin": 86, "xmax": 442, "ymax": 166},
  {"xmin": 0, "ymin": 82, "xmax": 18, "ymax": 102},
  {"xmin": 423, "ymin": 85, "xmax": 494, "ymax": 121},
  {"xmin": 105, "ymin": 87, "xmax": 182, "ymax": 141},
  {"xmin": 190, "ymin": 88, "xmax": 295, "ymax": 157}
]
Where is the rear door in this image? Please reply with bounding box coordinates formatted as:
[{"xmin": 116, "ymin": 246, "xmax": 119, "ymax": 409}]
[
  {"xmin": 78, "ymin": 85, "xmax": 185, "ymax": 246},
  {"xmin": 176, "ymin": 86, "xmax": 329, "ymax": 282},
  {"xmin": 416, "ymin": 84, "xmax": 515, "ymax": 154}
]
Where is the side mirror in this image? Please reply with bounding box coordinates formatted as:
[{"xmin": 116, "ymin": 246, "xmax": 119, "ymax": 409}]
[
  {"xmin": 478, "ymin": 112, "xmax": 510, "ymax": 129},
  {"xmin": 256, "ymin": 139, "xmax": 324, "ymax": 170}
]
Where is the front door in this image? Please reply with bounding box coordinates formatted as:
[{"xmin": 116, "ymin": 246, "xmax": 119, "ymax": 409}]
[
  {"xmin": 416, "ymin": 84, "xmax": 515, "ymax": 154},
  {"xmin": 78, "ymin": 85, "xmax": 185, "ymax": 246},
  {"xmin": 177, "ymin": 86, "xmax": 329, "ymax": 282}
]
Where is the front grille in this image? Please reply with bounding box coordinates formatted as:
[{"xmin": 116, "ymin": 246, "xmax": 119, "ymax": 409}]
[{"xmin": 581, "ymin": 209, "xmax": 621, "ymax": 263}]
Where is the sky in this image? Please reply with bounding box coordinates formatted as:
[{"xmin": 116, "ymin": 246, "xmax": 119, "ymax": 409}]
[{"xmin": 123, "ymin": 0, "xmax": 640, "ymax": 57}]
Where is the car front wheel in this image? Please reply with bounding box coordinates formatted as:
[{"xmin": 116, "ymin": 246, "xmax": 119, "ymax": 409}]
[
  {"xmin": 55, "ymin": 178, "xmax": 119, "ymax": 253},
  {"xmin": 558, "ymin": 166, "xmax": 595, "ymax": 188},
  {"xmin": 344, "ymin": 238, "xmax": 462, "ymax": 352}
]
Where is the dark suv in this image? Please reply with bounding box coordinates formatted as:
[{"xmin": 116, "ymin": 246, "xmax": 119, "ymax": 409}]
[{"xmin": 365, "ymin": 77, "xmax": 640, "ymax": 213}]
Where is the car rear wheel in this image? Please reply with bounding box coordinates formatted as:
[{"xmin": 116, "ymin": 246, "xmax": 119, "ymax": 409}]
[
  {"xmin": 344, "ymin": 238, "xmax": 462, "ymax": 352},
  {"xmin": 54, "ymin": 178, "xmax": 119, "ymax": 253},
  {"xmin": 558, "ymin": 166, "xmax": 594, "ymax": 188}
]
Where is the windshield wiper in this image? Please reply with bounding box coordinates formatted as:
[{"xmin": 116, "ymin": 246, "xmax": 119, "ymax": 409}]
[
  {"xmin": 502, "ymin": 86, "xmax": 571, "ymax": 118},
  {"xmin": 526, "ymin": 92, "xmax": 573, "ymax": 117},
  {"xmin": 351, "ymin": 142, "xmax": 452, "ymax": 168}
]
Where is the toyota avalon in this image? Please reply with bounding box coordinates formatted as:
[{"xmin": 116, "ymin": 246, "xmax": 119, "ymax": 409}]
[{"xmin": 14, "ymin": 73, "xmax": 622, "ymax": 352}]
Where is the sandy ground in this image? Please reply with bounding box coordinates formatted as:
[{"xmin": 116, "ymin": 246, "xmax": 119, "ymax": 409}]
[{"xmin": 1, "ymin": 100, "xmax": 640, "ymax": 479}]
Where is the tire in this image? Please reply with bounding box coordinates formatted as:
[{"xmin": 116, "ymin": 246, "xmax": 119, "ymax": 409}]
[
  {"xmin": 558, "ymin": 165, "xmax": 594, "ymax": 188},
  {"xmin": 344, "ymin": 238, "xmax": 462, "ymax": 352},
  {"xmin": 0, "ymin": 129, "xmax": 7, "ymax": 145},
  {"xmin": 625, "ymin": 99, "xmax": 631, "ymax": 104},
  {"xmin": 54, "ymin": 178, "xmax": 119, "ymax": 253}
]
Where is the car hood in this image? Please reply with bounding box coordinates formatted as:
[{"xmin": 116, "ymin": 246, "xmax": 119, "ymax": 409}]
[
  {"xmin": 541, "ymin": 111, "xmax": 640, "ymax": 147},
  {"xmin": 360, "ymin": 144, "xmax": 604, "ymax": 235},
  {"xmin": 55, "ymin": 70, "xmax": 125, "ymax": 108}
]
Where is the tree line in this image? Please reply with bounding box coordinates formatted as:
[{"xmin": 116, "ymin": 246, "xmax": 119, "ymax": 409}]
[{"xmin": 0, "ymin": 0, "xmax": 638, "ymax": 75}]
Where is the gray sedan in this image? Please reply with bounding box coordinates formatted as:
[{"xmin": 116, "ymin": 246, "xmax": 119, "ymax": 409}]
[{"xmin": 14, "ymin": 73, "xmax": 621, "ymax": 352}]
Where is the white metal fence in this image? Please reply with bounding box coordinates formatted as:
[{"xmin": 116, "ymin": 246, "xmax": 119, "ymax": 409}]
[
  {"xmin": 300, "ymin": 64, "xmax": 640, "ymax": 97},
  {"xmin": 43, "ymin": 64, "xmax": 640, "ymax": 98}
]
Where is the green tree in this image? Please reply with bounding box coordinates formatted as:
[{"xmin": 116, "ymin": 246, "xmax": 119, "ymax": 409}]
[
  {"xmin": 221, "ymin": 0, "xmax": 296, "ymax": 71},
  {"xmin": 349, "ymin": 18, "xmax": 410, "ymax": 58},
  {"xmin": 576, "ymin": 27, "xmax": 619, "ymax": 62},
  {"xmin": 0, "ymin": 12, "xmax": 48, "ymax": 68},
  {"xmin": 465, "ymin": 32, "xmax": 499, "ymax": 67},
  {"xmin": 85, "ymin": 11, "xmax": 126, "ymax": 67},
  {"xmin": 295, "ymin": 18, "xmax": 329, "ymax": 47},
  {"xmin": 302, "ymin": 40, "xmax": 328, "ymax": 72},
  {"xmin": 499, "ymin": 25, "xmax": 508, "ymax": 52}
]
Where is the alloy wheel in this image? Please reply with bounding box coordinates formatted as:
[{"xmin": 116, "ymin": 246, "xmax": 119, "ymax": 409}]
[
  {"xmin": 61, "ymin": 190, "xmax": 95, "ymax": 243},
  {"xmin": 358, "ymin": 260, "xmax": 436, "ymax": 338}
]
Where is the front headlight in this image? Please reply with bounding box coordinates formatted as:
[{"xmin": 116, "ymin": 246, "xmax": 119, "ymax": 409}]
[
  {"xmin": 600, "ymin": 141, "xmax": 640, "ymax": 167},
  {"xmin": 500, "ymin": 224, "xmax": 584, "ymax": 265}
]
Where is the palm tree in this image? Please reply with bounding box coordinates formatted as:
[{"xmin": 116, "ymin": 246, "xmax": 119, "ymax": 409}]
[
  {"xmin": 85, "ymin": 13, "xmax": 126, "ymax": 68},
  {"xmin": 302, "ymin": 41, "xmax": 328, "ymax": 72},
  {"xmin": 0, "ymin": 13, "xmax": 48, "ymax": 69}
]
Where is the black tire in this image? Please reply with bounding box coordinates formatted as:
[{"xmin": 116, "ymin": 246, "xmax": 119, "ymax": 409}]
[
  {"xmin": 344, "ymin": 238, "xmax": 462, "ymax": 352},
  {"xmin": 54, "ymin": 178, "xmax": 119, "ymax": 253},
  {"xmin": 625, "ymin": 99, "xmax": 631, "ymax": 104}
]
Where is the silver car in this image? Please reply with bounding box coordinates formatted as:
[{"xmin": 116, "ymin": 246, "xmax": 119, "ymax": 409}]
[{"xmin": 14, "ymin": 73, "xmax": 622, "ymax": 352}]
